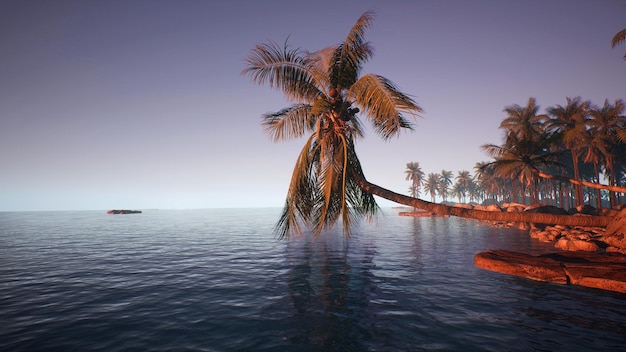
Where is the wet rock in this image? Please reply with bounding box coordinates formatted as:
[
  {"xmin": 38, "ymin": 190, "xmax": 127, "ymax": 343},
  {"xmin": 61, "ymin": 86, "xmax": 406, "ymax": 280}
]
[
  {"xmin": 601, "ymin": 208, "xmax": 626, "ymax": 251},
  {"xmin": 554, "ymin": 238, "xmax": 600, "ymax": 252},
  {"xmin": 474, "ymin": 250, "xmax": 567, "ymax": 284},
  {"xmin": 506, "ymin": 205, "xmax": 525, "ymax": 213},
  {"xmin": 524, "ymin": 205, "xmax": 568, "ymax": 215},
  {"xmin": 577, "ymin": 204, "xmax": 599, "ymax": 215},
  {"xmin": 474, "ymin": 250, "xmax": 626, "ymax": 293},
  {"xmin": 530, "ymin": 228, "xmax": 559, "ymax": 242}
]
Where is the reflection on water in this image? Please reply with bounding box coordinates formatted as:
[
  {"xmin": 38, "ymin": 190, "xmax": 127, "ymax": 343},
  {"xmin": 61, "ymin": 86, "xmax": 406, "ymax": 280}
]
[{"xmin": 285, "ymin": 232, "xmax": 372, "ymax": 351}]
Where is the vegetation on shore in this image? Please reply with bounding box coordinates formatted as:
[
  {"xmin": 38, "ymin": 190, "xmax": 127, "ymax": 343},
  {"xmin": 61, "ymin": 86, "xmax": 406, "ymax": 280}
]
[
  {"xmin": 406, "ymin": 97, "xmax": 626, "ymax": 210},
  {"xmin": 244, "ymin": 11, "xmax": 624, "ymax": 238}
]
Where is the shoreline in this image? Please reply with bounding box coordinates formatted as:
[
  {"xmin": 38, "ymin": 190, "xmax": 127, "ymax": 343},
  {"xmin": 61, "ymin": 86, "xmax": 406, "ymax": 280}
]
[{"xmin": 399, "ymin": 203, "xmax": 626, "ymax": 294}]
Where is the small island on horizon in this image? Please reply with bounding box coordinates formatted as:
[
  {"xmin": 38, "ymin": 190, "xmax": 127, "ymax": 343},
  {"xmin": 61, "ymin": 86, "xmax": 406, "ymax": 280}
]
[{"xmin": 106, "ymin": 210, "xmax": 142, "ymax": 214}]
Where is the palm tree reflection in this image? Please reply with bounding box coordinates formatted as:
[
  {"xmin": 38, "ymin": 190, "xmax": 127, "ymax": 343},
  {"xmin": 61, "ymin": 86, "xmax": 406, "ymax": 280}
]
[{"xmin": 285, "ymin": 230, "xmax": 375, "ymax": 351}]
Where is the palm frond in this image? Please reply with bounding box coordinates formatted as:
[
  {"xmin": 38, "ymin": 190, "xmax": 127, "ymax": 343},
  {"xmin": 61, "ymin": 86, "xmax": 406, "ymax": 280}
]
[
  {"xmin": 329, "ymin": 11, "xmax": 375, "ymax": 89},
  {"xmin": 242, "ymin": 40, "xmax": 320, "ymax": 101},
  {"xmin": 481, "ymin": 143, "xmax": 507, "ymax": 159},
  {"xmin": 617, "ymin": 127, "xmax": 626, "ymax": 143},
  {"xmin": 275, "ymin": 134, "xmax": 320, "ymax": 239},
  {"xmin": 348, "ymin": 74, "xmax": 421, "ymax": 139},
  {"xmin": 306, "ymin": 46, "xmax": 335, "ymax": 91},
  {"xmin": 611, "ymin": 28, "xmax": 626, "ymax": 48},
  {"xmin": 262, "ymin": 104, "xmax": 317, "ymax": 142}
]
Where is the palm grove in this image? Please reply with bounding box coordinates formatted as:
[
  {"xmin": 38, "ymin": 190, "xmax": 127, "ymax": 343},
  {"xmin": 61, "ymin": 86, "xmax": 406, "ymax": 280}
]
[
  {"xmin": 406, "ymin": 97, "xmax": 626, "ymax": 209},
  {"xmin": 244, "ymin": 12, "xmax": 625, "ymax": 238}
]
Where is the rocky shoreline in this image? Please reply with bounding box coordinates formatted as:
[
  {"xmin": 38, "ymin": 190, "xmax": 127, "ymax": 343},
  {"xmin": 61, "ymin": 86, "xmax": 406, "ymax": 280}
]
[
  {"xmin": 400, "ymin": 203, "xmax": 626, "ymax": 294},
  {"xmin": 475, "ymin": 202, "xmax": 626, "ymax": 255}
]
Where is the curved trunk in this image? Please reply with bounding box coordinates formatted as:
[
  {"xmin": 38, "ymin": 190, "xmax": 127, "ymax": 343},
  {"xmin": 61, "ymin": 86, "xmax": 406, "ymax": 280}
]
[
  {"xmin": 536, "ymin": 171, "xmax": 626, "ymax": 194},
  {"xmin": 355, "ymin": 177, "xmax": 612, "ymax": 228},
  {"xmin": 571, "ymin": 149, "xmax": 584, "ymax": 207}
]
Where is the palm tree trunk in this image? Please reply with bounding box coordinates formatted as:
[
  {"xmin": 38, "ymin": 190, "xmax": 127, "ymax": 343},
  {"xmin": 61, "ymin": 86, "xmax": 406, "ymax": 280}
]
[
  {"xmin": 593, "ymin": 163, "xmax": 602, "ymax": 209},
  {"xmin": 571, "ymin": 150, "xmax": 584, "ymax": 206},
  {"xmin": 355, "ymin": 176, "xmax": 612, "ymax": 228},
  {"xmin": 536, "ymin": 171, "xmax": 626, "ymax": 194},
  {"xmin": 609, "ymin": 165, "xmax": 617, "ymax": 208}
]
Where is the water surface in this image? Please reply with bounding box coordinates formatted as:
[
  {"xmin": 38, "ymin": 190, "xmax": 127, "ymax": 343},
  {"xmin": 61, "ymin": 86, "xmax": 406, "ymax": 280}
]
[{"xmin": 1, "ymin": 209, "xmax": 624, "ymax": 351}]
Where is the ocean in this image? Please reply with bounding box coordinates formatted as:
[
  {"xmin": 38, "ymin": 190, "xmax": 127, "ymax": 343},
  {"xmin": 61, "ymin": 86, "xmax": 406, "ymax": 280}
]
[{"xmin": 1, "ymin": 208, "xmax": 625, "ymax": 351}]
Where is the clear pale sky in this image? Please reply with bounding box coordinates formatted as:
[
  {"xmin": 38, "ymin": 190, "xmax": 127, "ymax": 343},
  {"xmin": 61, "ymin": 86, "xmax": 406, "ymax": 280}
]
[{"xmin": 1, "ymin": 0, "xmax": 625, "ymax": 211}]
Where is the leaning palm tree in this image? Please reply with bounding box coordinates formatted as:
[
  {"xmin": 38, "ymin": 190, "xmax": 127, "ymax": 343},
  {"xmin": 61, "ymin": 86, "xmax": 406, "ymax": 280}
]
[
  {"xmin": 612, "ymin": 28, "xmax": 626, "ymax": 59},
  {"xmin": 243, "ymin": 12, "xmax": 422, "ymax": 238},
  {"xmin": 244, "ymin": 12, "xmax": 613, "ymax": 237}
]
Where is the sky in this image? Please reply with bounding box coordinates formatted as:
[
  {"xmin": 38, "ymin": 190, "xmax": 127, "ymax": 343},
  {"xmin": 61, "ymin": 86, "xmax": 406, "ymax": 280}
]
[{"xmin": 1, "ymin": 0, "xmax": 625, "ymax": 211}]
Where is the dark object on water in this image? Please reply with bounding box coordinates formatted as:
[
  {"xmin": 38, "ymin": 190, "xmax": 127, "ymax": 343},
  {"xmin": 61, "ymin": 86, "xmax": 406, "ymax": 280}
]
[{"xmin": 107, "ymin": 210, "xmax": 142, "ymax": 214}]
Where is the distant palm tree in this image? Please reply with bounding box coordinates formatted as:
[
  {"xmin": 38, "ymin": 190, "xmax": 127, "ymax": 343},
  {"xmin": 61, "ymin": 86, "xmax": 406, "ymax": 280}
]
[
  {"xmin": 467, "ymin": 180, "xmax": 482, "ymax": 204},
  {"xmin": 438, "ymin": 170, "xmax": 453, "ymax": 203},
  {"xmin": 405, "ymin": 162, "xmax": 424, "ymax": 198},
  {"xmin": 450, "ymin": 183, "xmax": 465, "ymax": 204},
  {"xmin": 423, "ymin": 173, "xmax": 440, "ymax": 202},
  {"xmin": 474, "ymin": 162, "xmax": 500, "ymax": 203},
  {"xmin": 454, "ymin": 170, "xmax": 473, "ymax": 203},
  {"xmin": 612, "ymin": 28, "xmax": 626, "ymax": 59},
  {"xmin": 245, "ymin": 12, "xmax": 613, "ymax": 236}
]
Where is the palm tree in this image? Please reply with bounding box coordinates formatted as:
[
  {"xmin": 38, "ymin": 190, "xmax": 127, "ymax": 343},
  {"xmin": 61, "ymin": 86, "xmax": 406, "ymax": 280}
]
[
  {"xmin": 245, "ymin": 12, "xmax": 613, "ymax": 237},
  {"xmin": 405, "ymin": 162, "xmax": 424, "ymax": 198},
  {"xmin": 547, "ymin": 97, "xmax": 591, "ymax": 206},
  {"xmin": 454, "ymin": 170, "xmax": 473, "ymax": 203},
  {"xmin": 482, "ymin": 133, "xmax": 563, "ymax": 205},
  {"xmin": 612, "ymin": 28, "xmax": 626, "ymax": 60},
  {"xmin": 474, "ymin": 162, "xmax": 499, "ymax": 203},
  {"xmin": 423, "ymin": 173, "xmax": 440, "ymax": 202},
  {"xmin": 587, "ymin": 99, "xmax": 626, "ymax": 207},
  {"xmin": 485, "ymin": 99, "xmax": 626, "ymax": 206},
  {"xmin": 438, "ymin": 170, "xmax": 453, "ymax": 203},
  {"xmin": 467, "ymin": 180, "xmax": 482, "ymax": 204},
  {"xmin": 500, "ymin": 97, "xmax": 549, "ymax": 141},
  {"xmin": 243, "ymin": 12, "xmax": 422, "ymax": 238}
]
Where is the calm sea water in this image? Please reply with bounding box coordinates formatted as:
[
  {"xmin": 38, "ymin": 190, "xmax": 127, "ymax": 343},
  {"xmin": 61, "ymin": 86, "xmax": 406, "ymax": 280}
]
[{"xmin": 1, "ymin": 208, "xmax": 625, "ymax": 352}]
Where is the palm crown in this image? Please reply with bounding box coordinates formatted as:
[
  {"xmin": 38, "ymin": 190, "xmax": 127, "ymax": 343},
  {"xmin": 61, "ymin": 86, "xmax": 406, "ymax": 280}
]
[{"xmin": 243, "ymin": 11, "xmax": 422, "ymax": 238}]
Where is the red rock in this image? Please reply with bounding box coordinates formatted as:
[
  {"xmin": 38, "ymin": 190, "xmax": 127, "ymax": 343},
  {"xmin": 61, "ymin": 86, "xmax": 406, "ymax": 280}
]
[
  {"xmin": 474, "ymin": 250, "xmax": 626, "ymax": 293},
  {"xmin": 474, "ymin": 250, "xmax": 567, "ymax": 284},
  {"xmin": 554, "ymin": 238, "xmax": 599, "ymax": 252},
  {"xmin": 602, "ymin": 208, "xmax": 626, "ymax": 250}
]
